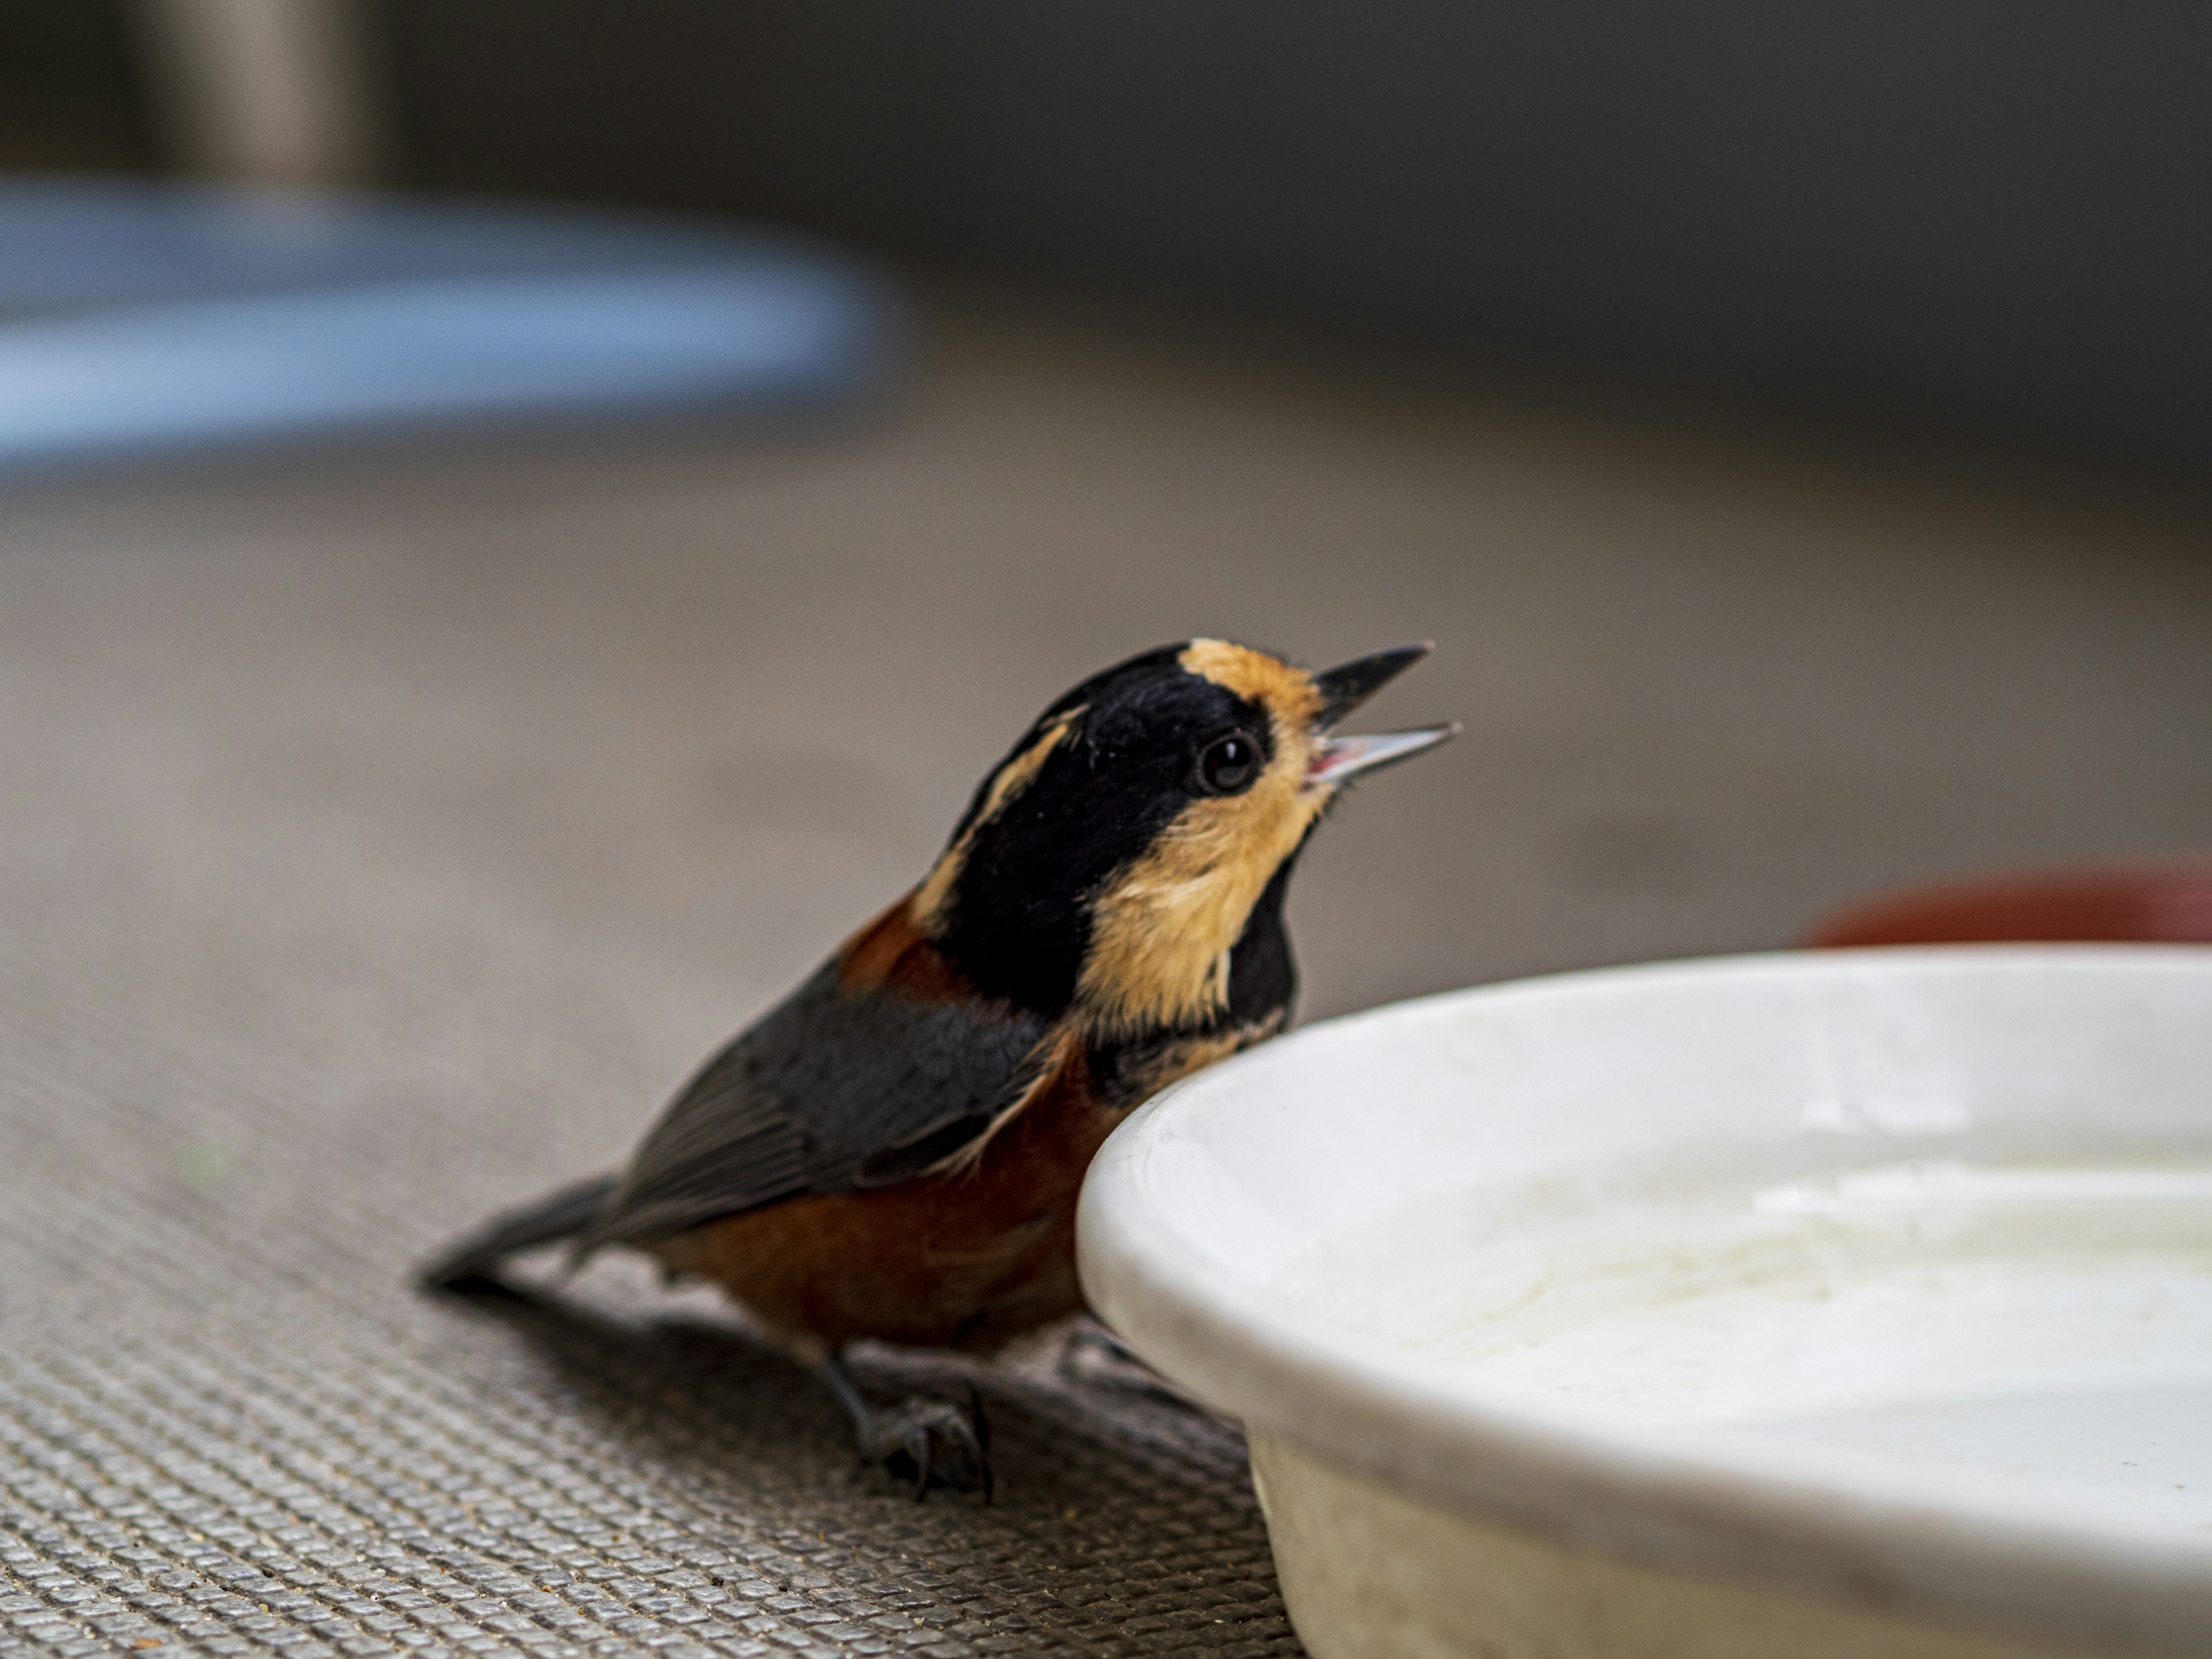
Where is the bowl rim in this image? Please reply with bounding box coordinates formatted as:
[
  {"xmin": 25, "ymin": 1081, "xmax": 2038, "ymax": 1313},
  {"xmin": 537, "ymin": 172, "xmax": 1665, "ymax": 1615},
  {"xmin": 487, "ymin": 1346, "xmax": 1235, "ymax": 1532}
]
[{"xmin": 1076, "ymin": 944, "xmax": 2212, "ymax": 1655}]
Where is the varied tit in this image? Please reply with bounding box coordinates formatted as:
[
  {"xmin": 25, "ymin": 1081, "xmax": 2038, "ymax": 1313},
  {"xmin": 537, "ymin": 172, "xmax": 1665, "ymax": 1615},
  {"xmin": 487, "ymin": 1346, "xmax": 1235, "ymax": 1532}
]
[{"xmin": 422, "ymin": 639, "xmax": 1453, "ymax": 1496}]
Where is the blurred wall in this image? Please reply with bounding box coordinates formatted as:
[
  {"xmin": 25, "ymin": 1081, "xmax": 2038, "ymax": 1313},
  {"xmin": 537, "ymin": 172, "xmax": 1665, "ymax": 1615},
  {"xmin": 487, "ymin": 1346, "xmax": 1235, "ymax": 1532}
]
[
  {"xmin": 382, "ymin": 1, "xmax": 2212, "ymax": 468},
  {"xmin": 0, "ymin": 0, "xmax": 154, "ymax": 170},
  {"xmin": 6, "ymin": 1, "xmax": 2205, "ymax": 466}
]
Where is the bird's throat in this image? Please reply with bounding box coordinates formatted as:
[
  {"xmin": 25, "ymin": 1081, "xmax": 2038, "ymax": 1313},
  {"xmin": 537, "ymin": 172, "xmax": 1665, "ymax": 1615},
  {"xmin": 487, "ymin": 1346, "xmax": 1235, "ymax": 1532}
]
[{"xmin": 1074, "ymin": 794, "xmax": 1314, "ymax": 1037}]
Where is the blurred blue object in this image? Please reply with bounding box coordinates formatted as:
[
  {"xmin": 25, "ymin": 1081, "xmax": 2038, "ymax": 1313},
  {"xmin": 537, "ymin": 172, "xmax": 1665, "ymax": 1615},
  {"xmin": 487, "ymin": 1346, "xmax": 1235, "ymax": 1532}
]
[{"xmin": 0, "ymin": 177, "xmax": 897, "ymax": 474}]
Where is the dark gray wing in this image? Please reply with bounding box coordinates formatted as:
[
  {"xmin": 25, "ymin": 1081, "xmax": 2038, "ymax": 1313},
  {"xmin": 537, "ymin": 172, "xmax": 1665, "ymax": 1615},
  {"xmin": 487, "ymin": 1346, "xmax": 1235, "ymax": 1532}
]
[{"xmin": 578, "ymin": 961, "xmax": 1056, "ymax": 1249}]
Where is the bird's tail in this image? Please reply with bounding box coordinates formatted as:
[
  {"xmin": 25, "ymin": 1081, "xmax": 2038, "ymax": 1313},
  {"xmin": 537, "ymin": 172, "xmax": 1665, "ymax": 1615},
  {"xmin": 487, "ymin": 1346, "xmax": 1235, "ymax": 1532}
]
[{"xmin": 416, "ymin": 1173, "xmax": 619, "ymax": 1291}]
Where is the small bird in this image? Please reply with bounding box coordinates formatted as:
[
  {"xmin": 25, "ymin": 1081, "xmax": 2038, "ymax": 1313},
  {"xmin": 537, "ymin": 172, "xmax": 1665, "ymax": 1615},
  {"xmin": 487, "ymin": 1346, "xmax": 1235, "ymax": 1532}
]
[{"xmin": 422, "ymin": 639, "xmax": 1453, "ymax": 1495}]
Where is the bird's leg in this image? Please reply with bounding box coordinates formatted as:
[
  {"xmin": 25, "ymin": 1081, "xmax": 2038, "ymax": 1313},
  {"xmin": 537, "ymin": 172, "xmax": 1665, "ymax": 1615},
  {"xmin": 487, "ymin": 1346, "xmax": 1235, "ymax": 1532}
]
[
  {"xmin": 816, "ymin": 1349, "xmax": 992, "ymax": 1502},
  {"xmin": 1058, "ymin": 1318, "xmax": 1204, "ymax": 1411}
]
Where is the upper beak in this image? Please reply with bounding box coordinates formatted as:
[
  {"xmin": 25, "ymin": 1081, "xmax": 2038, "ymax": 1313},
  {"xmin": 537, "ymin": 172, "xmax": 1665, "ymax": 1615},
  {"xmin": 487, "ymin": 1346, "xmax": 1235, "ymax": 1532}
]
[
  {"xmin": 1313, "ymin": 642, "xmax": 1432, "ymax": 727},
  {"xmin": 1307, "ymin": 642, "xmax": 1457, "ymax": 785}
]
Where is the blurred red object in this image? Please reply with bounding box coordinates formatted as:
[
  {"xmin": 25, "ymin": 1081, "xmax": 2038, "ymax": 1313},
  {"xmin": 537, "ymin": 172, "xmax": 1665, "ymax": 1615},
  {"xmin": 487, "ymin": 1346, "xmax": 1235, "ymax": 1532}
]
[{"xmin": 1805, "ymin": 859, "xmax": 2212, "ymax": 948}]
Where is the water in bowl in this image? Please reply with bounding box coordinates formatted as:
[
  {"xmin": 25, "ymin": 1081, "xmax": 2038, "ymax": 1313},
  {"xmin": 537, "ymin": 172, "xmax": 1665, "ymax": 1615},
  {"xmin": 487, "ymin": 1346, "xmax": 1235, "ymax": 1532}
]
[{"xmin": 1285, "ymin": 1155, "xmax": 2212, "ymax": 1529}]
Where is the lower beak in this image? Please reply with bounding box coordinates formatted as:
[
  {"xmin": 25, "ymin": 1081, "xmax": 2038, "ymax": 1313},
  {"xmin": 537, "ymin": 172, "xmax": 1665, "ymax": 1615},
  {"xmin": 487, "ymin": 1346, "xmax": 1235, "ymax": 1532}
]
[
  {"xmin": 1306, "ymin": 642, "xmax": 1456, "ymax": 785},
  {"xmin": 1309, "ymin": 724, "xmax": 1457, "ymax": 785}
]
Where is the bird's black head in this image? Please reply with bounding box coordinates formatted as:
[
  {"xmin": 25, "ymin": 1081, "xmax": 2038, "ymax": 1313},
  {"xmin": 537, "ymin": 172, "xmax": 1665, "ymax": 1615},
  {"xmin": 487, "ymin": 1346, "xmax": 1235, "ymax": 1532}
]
[{"xmin": 910, "ymin": 640, "xmax": 1453, "ymax": 1035}]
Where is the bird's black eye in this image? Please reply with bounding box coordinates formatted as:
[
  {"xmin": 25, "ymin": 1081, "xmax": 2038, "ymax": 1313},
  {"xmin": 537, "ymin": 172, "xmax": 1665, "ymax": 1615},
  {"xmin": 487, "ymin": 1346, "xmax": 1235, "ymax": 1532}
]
[{"xmin": 1197, "ymin": 732, "xmax": 1260, "ymax": 795}]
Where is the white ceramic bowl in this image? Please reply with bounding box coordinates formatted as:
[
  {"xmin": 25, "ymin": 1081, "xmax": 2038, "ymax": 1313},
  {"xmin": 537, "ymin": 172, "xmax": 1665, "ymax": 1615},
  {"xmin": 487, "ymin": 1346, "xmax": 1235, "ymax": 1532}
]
[{"xmin": 1076, "ymin": 948, "xmax": 2212, "ymax": 1659}]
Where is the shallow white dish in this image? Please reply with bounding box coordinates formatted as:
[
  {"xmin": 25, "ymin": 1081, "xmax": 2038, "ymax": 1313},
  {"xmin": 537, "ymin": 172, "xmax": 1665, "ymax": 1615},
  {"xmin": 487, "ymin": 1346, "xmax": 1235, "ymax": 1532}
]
[{"xmin": 1076, "ymin": 948, "xmax": 2212, "ymax": 1659}]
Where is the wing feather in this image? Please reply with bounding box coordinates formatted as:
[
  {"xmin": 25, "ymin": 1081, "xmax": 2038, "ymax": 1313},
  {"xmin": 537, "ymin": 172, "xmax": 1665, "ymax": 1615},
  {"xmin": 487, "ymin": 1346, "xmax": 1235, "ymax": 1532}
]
[{"xmin": 578, "ymin": 960, "xmax": 1055, "ymax": 1249}]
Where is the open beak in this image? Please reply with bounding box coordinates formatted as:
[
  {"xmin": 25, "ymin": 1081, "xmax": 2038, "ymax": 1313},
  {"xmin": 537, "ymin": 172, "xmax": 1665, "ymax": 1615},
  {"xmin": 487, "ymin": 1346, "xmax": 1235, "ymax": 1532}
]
[{"xmin": 1308, "ymin": 642, "xmax": 1458, "ymax": 785}]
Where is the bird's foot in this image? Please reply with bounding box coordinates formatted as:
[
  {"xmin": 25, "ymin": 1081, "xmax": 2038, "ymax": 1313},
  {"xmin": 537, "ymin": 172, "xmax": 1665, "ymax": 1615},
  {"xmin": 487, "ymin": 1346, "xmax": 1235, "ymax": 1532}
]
[
  {"xmin": 817, "ymin": 1354, "xmax": 992, "ymax": 1501},
  {"xmin": 861, "ymin": 1385, "xmax": 993, "ymax": 1501}
]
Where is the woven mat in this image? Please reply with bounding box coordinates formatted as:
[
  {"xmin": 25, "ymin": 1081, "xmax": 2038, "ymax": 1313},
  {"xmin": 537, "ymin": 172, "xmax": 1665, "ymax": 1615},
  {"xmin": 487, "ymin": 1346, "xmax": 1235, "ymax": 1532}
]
[{"xmin": 5, "ymin": 291, "xmax": 2209, "ymax": 1659}]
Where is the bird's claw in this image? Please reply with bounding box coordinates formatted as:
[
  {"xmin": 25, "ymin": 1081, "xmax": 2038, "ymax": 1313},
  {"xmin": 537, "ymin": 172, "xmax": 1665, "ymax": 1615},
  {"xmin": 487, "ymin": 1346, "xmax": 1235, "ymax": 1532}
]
[{"xmin": 866, "ymin": 1389, "xmax": 992, "ymax": 1501}]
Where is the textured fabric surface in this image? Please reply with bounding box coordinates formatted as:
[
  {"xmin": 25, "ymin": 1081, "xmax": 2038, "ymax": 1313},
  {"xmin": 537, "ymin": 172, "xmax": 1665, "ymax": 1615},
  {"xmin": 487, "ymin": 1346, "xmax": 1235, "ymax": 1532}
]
[{"xmin": 3, "ymin": 287, "xmax": 2210, "ymax": 1659}]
